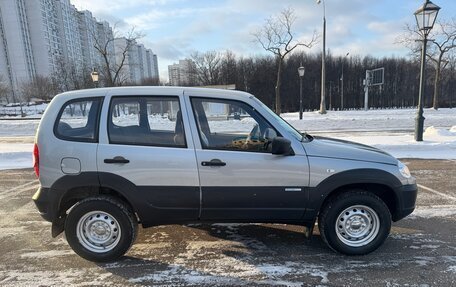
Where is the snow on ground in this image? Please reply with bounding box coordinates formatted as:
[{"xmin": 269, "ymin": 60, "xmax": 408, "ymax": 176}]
[
  {"xmin": 0, "ymin": 103, "xmax": 47, "ymax": 118},
  {"xmin": 0, "ymin": 143, "xmax": 33, "ymax": 170},
  {"xmin": 338, "ymin": 126, "xmax": 456, "ymax": 159},
  {"xmin": 0, "ymin": 108, "xmax": 455, "ymax": 170},
  {"xmin": 286, "ymin": 108, "xmax": 456, "ymax": 159},
  {"xmin": 0, "ymin": 121, "xmax": 39, "ymax": 136},
  {"xmin": 283, "ymin": 108, "xmax": 455, "ymax": 132}
]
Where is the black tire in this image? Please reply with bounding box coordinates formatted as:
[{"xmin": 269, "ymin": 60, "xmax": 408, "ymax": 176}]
[
  {"xmin": 318, "ymin": 190, "xmax": 391, "ymax": 255},
  {"xmin": 65, "ymin": 196, "xmax": 138, "ymax": 262}
]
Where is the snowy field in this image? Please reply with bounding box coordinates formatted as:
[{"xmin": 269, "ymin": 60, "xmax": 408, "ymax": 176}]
[
  {"xmin": 0, "ymin": 103, "xmax": 47, "ymax": 118},
  {"xmin": 0, "ymin": 108, "xmax": 455, "ymax": 170}
]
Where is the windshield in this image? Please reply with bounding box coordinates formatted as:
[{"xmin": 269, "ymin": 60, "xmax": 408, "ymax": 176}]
[{"xmin": 251, "ymin": 96, "xmax": 304, "ymax": 142}]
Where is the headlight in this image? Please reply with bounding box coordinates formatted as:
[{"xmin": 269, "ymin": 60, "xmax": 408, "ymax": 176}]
[{"xmin": 398, "ymin": 161, "xmax": 411, "ymax": 178}]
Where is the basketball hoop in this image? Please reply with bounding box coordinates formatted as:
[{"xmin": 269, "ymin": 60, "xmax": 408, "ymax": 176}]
[{"xmin": 364, "ymin": 67, "xmax": 384, "ymax": 110}]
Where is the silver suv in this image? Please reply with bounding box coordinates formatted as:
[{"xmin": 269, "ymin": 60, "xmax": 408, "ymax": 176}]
[{"xmin": 32, "ymin": 87, "xmax": 417, "ymax": 262}]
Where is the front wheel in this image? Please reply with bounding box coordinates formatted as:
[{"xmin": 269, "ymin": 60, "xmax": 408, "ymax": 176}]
[
  {"xmin": 318, "ymin": 190, "xmax": 391, "ymax": 255},
  {"xmin": 65, "ymin": 196, "xmax": 138, "ymax": 262}
]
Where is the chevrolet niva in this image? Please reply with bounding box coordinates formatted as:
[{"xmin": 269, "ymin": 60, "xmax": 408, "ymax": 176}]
[{"xmin": 32, "ymin": 87, "xmax": 417, "ymax": 262}]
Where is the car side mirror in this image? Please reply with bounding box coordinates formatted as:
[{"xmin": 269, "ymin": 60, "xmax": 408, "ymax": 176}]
[{"xmin": 271, "ymin": 137, "xmax": 294, "ymax": 156}]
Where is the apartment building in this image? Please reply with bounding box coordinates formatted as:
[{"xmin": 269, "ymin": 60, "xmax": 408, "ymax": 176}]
[
  {"xmin": 55, "ymin": 0, "xmax": 83, "ymax": 73},
  {"xmin": 168, "ymin": 59, "xmax": 196, "ymax": 86},
  {"xmin": 0, "ymin": 0, "xmax": 159, "ymax": 100}
]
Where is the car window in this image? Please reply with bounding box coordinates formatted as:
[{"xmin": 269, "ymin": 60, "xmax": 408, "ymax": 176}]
[
  {"xmin": 251, "ymin": 96, "xmax": 303, "ymax": 142},
  {"xmin": 108, "ymin": 96, "xmax": 186, "ymax": 148},
  {"xmin": 191, "ymin": 97, "xmax": 278, "ymax": 153},
  {"xmin": 111, "ymin": 102, "xmax": 140, "ymax": 127},
  {"xmin": 54, "ymin": 97, "xmax": 102, "ymax": 142}
]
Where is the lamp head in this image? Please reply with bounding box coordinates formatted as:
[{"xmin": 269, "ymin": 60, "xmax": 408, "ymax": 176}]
[
  {"xmin": 298, "ymin": 66, "xmax": 305, "ymax": 77},
  {"xmin": 91, "ymin": 68, "xmax": 99, "ymax": 83},
  {"xmin": 414, "ymin": 0, "xmax": 440, "ymax": 36}
]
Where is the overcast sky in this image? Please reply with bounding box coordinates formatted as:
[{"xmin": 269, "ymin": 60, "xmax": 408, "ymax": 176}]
[{"xmin": 70, "ymin": 0, "xmax": 455, "ymax": 82}]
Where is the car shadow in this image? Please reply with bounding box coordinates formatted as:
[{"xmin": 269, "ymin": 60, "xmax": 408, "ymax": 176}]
[
  {"xmin": 98, "ymin": 223, "xmax": 331, "ymax": 286},
  {"xmin": 187, "ymin": 223, "xmax": 327, "ymax": 252}
]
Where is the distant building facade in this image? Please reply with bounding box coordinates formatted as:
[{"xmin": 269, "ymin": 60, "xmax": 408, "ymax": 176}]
[
  {"xmin": 168, "ymin": 59, "xmax": 196, "ymax": 86},
  {"xmin": 0, "ymin": 0, "xmax": 159, "ymax": 101}
]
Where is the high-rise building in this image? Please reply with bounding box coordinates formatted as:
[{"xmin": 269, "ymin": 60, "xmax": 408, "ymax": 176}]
[
  {"xmin": 55, "ymin": 0, "xmax": 83, "ymax": 73},
  {"xmin": 146, "ymin": 49, "xmax": 159, "ymax": 80},
  {"xmin": 168, "ymin": 59, "xmax": 196, "ymax": 86},
  {"xmin": 0, "ymin": 0, "xmax": 35, "ymax": 101},
  {"xmin": 145, "ymin": 49, "xmax": 153, "ymax": 78},
  {"xmin": 0, "ymin": 0, "xmax": 62, "ymax": 96},
  {"xmin": 96, "ymin": 21, "xmax": 115, "ymax": 72},
  {"xmin": 77, "ymin": 10, "xmax": 99, "ymax": 71},
  {"xmin": 137, "ymin": 44, "xmax": 146, "ymax": 79},
  {"xmin": 152, "ymin": 54, "xmax": 159, "ymax": 79},
  {"xmin": 0, "ymin": 0, "xmax": 159, "ymax": 101}
]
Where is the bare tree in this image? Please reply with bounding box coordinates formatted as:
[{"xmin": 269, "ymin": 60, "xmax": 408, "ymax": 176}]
[
  {"xmin": 52, "ymin": 57, "xmax": 93, "ymax": 92},
  {"xmin": 398, "ymin": 19, "xmax": 456, "ymax": 109},
  {"xmin": 21, "ymin": 76, "xmax": 58, "ymax": 102},
  {"xmin": 0, "ymin": 75, "xmax": 10, "ymax": 104},
  {"xmin": 220, "ymin": 50, "xmax": 237, "ymax": 85},
  {"xmin": 253, "ymin": 8, "xmax": 317, "ymax": 114},
  {"xmin": 446, "ymin": 52, "xmax": 456, "ymax": 108},
  {"xmin": 93, "ymin": 25, "xmax": 144, "ymax": 87},
  {"xmin": 190, "ymin": 51, "xmax": 223, "ymax": 85},
  {"xmin": 141, "ymin": 77, "xmax": 161, "ymax": 86}
]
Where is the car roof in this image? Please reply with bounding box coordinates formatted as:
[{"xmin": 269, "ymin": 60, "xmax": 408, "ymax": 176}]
[{"xmin": 53, "ymin": 86, "xmax": 253, "ymax": 101}]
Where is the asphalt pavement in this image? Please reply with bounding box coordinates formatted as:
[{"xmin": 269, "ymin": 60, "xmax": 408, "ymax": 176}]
[{"xmin": 0, "ymin": 159, "xmax": 455, "ymax": 286}]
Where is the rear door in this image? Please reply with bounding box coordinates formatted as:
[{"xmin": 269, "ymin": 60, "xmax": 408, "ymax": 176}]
[
  {"xmin": 185, "ymin": 92, "xmax": 309, "ymax": 221},
  {"xmin": 97, "ymin": 90, "xmax": 200, "ymax": 225}
]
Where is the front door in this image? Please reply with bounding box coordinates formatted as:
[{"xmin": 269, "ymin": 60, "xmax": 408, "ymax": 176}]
[
  {"xmin": 188, "ymin": 96, "xmax": 309, "ymax": 220},
  {"xmin": 97, "ymin": 94, "xmax": 200, "ymax": 225}
]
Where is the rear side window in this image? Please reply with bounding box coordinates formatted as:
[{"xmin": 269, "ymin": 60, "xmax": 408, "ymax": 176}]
[
  {"xmin": 108, "ymin": 96, "xmax": 186, "ymax": 148},
  {"xmin": 54, "ymin": 97, "xmax": 102, "ymax": 142}
]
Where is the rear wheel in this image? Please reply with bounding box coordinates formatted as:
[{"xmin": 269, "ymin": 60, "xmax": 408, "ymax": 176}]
[
  {"xmin": 65, "ymin": 196, "xmax": 137, "ymax": 262},
  {"xmin": 318, "ymin": 190, "xmax": 391, "ymax": 255}
]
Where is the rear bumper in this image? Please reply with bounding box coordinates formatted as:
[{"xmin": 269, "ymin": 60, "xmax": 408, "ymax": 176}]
[
  {"xmin": 32, "ymin": 187, "xmax": 55, "ymax": 222},
  {"xmin": 393, "ymin": 183, "xmax": 418, "ymax": 221}
]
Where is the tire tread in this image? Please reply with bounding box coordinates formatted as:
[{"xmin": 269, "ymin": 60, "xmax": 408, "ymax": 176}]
[
  {"xmin": 318, "ymin": 189, "xmax": 391, "ymax": 255},
  {"xmin": 65, "ymin": 195, "xmax": 138, "ymax": 262}
]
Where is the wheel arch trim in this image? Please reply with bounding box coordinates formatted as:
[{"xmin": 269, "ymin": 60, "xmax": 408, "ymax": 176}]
[
  {"xmin": 47, "ymin": 172, "xmax": 147, "ymax": 225},
  {"xmin": 306, "ymin": 168, "xmax": 402, "ymax": 220}
]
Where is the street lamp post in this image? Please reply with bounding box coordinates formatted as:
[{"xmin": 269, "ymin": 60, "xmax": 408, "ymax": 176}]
[
  {"xmin": 298, "ymin": 65, "xmax": 305, "ymax": 120},
  {"xmin": 414, "ymin": 0, "xmax": 440, "ymax": 141},
  {"xmin": 91, "ymin": 68, "xmax": 99, "ymax": 88},
  {"xmin": 340, "ymin": 52, "xmax": 349, "ymax": 110},
  {"xmin": 317, "ymin": 0, "xmax": 326, "ymax": 114}
]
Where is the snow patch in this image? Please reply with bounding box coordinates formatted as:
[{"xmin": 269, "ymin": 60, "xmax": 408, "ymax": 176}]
[
  {"xmin": 409, "ymin": 245, "xmax": 440, "ymax": 250},
  {"xmin": 0, "ymin": 226, "xmax": 26, "ymax": 239},
  {"xmin": 0, "ymin": 142, "xmax": 33, "ymax": 170},
  {"xmin": 424, "ymin": 126, "xmax": 456, "ymax": 137},
  {"xmin": 20, "ymin": 250, "xmax": 74, "ymax": 259},
  {"xmin": 414, "ymin": 256, "xmax": 435, "ymax": 267},
  {"xmin": 0, "ymin": 269, "xmax": 112, "ymax": 287},
  {"xmin": 409, "ymin": 205, "xmax": 456, "ymax": 218}
]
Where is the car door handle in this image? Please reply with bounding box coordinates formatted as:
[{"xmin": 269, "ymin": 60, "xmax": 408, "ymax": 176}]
[
  {"xmin": 201, "ymin": 159, "xmax": 226, "ymax": 167},
  {"xmin": 104, "ymin": 156, "xmax": 130, "ymax": 164}
]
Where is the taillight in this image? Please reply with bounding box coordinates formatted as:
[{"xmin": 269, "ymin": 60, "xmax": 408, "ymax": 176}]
[{"xmin": 33, "ymin": 143, "xmax": 39, "ymax": 177}]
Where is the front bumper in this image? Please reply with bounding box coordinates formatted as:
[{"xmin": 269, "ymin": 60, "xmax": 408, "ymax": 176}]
[{"xmin": 392, "ymin": 183, "xmax": 418, "ymax": 221}]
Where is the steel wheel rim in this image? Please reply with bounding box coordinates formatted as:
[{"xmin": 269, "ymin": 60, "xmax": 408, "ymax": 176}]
[
  {"xmin": 76, "ymin": 211, "xmax": 121, "ymax": 253},
  {"xmin": 335, "ymin": 205, "xmax": 380, "ymax": 247}
]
